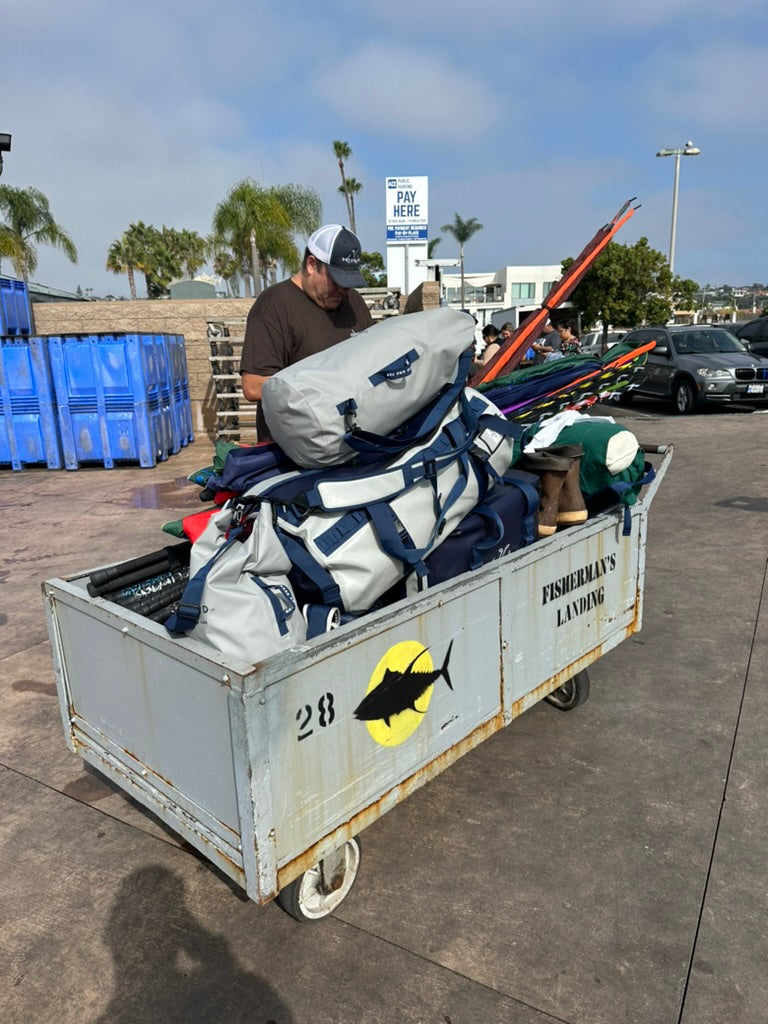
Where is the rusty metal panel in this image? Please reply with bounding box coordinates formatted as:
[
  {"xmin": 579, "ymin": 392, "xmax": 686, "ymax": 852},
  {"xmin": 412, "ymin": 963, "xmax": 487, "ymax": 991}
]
[
  {"xmin": 503, "ymin": 512, "xmax": 641, "ymax": 708},
  {"xmin": 43, "ymin": 586, "xmax": 247, "ymax": 873},
  {"xmin": 260, "ymin": 579, "xmax": 503, "ymax": 866}
]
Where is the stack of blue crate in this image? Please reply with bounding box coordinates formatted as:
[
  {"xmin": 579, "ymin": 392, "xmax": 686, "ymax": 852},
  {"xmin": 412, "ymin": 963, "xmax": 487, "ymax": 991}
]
[
  {"xmin": 0, "ymin": 335, "xmax": 63, "ymax": 470},
  {"xmin": 49, "ymin": 333, "xmax": 180, "ymax": 469},
  {"xmin": 164, "ymin": 333, "xmax": 194, "ymax": 450},
  {"xmin": 0, "ymin": 276, "xmax": 33, "ymax": 337},
  {"xmin": 1, "ymin": 276, "xmax": 59, "ymax": 470},
  {"xmin": 1, "ymin": 318, "xmax": 195, "ymax": 471}
]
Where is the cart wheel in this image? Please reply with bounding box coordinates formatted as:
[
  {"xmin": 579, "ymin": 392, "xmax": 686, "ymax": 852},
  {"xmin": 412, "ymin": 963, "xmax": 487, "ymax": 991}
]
[
  {"xmin": 275, "ymin": 838, "xmax": 362, "ymax": 923},
  {"xmin": 544, "ymin": 669, "xmax": 590, "ymax": 711}
]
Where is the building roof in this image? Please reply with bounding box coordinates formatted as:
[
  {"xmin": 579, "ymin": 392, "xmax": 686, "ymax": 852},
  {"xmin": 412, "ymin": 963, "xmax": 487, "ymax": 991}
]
[{"xmin": 27, "ymin": 281, "xmax": 94, "ymax": 303}]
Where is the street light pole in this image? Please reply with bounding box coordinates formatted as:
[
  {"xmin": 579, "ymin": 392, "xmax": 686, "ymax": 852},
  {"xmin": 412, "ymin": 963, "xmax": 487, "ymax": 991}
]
[{"xmin": 656, "ymin": 141, "xmax": 700, "ymax": 277}]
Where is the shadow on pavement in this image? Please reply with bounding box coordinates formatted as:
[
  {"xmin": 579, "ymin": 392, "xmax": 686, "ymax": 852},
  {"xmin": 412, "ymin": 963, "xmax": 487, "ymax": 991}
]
[{"xmin": 95, "ymin": 865, "xmax": 294, "ymax": 1024}]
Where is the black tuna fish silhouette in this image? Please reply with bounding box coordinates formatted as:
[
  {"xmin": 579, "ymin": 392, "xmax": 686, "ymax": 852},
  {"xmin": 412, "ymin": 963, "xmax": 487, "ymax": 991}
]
[{"xmin": 354, "ymin": 641, "xmax": 454, "ymax": 727}]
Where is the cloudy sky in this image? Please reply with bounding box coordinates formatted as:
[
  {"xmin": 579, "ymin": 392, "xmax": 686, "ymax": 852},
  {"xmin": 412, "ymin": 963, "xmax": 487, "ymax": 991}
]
[{"xmin": 3, "ymin": 0, "xmax": 767, "ymax": 298}]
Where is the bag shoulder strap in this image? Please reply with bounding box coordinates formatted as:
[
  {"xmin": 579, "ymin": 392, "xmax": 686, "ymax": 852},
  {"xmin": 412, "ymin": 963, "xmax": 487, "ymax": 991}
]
[
  {"xmin": 597, "ymin": 461, "xmax": 656, "ymax": 535},
  {"xmin": 165, "ymin": 533, "xmax": 241, "ymax": 634}
]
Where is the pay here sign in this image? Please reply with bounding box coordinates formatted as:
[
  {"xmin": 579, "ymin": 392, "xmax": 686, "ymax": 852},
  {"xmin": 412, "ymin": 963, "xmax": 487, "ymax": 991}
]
[{"xmin": 385, "ymin": 176, "xmax": 428, "ymax": 241}]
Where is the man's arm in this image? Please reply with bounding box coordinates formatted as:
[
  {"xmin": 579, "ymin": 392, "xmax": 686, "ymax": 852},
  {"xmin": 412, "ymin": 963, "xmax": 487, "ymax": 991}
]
[
  {"xmin": 241, "ymin": 371, "xmax": 271, "ymax": 403},
  {"xmin": 239, "ymin": 287, "xmax": 290, "ymax": 402}
]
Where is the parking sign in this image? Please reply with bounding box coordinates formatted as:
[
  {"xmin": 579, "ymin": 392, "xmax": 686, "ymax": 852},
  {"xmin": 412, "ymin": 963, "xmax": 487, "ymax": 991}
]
[{"xmin": 385, "ymin": 176, "xmax": 428, "ymax": 242}]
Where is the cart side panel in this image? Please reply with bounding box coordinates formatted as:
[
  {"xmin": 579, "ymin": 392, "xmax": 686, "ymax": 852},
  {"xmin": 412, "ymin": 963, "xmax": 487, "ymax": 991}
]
[
  {"xmin": 504, "ymin": 515, "xmax": 642, "ymax": 712},
  {"xmin": 263, "ymin": 578, "xmax": 503, "ymax": 866},
  {"xmin": 46, "ymin": 592, "xmax": 243, "ymax": 847}
]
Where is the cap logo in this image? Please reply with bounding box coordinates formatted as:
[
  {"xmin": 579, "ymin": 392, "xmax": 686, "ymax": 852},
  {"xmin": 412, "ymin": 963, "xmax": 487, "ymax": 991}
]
[{"xmin": 340, "ymin": 248, "xmax": 361, "ymax": 266}]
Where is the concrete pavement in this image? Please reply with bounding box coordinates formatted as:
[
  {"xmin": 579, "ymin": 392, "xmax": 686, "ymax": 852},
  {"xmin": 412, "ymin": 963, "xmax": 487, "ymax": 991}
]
[{"xmin": 2, "ymin": 401, "xmax": 767, "ymax": 1024}]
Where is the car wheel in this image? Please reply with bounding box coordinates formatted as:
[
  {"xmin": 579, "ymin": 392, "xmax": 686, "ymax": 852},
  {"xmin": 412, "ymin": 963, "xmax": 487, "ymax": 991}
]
[{"xmin": 672, "ymin": 379, "xmax": 696, "ymax": 415}]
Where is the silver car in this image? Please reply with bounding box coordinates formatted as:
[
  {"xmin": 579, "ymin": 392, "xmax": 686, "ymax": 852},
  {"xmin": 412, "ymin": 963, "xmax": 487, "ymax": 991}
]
[
  {"xmin": 619, "ymin": 324, "xmax": 768, "ymax": 414},
  {"xmin": 580, "ymin": 330, "xmax": 627, "ymax": 357}
]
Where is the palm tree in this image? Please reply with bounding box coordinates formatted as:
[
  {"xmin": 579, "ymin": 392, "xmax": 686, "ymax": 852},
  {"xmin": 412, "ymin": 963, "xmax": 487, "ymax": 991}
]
[
  {"xmin": 174, "ymin": 228, "xmax": 207, "ymax": 279},
  {"xmin": 110, "ymin": 222, "xmax": 195, "ymax": 299},
  {"xmin": 146, "ymin": 226, "xmax": 185, "ymax": 297},
  {"xmin": 213, "ymin": 179, "xmax": 321, "ymax": 296},
  {"xmin": 333, "ymin": 141, "xmax": 353, "ymax": 226},
  {"xmin": 440, "ymin": 213, "xmax": 483, "ymax": 309},
  {"xmin": 0, "ymin": 228, "xmax": 24, "ymax": 276},
  {"xmin": 106, "ymin": 232, "xmax": 144, "ymax": 299},
  {"xmin": 208, "ymin": 237, "xmax": 242, "ymax": 297},
  {"xmin": 339, "ymin": 177, "xmax": 362, "ymax": 235},
  {"xmin": 271, "ymin": 183, "xmax": 322, "ymax": 238},
  {"xmin": 119, "ymin": 221, "xmax": 156, "ymax": 298},
  {"xmin": 266, "ymin": 183, "xmax": 322, "ymax": 284},
  {"xmin": 213, "ymin": 181, "xmax": 285, "ymax": 297},
  {"xmin": 0, "ymin": 184, "xmax": 77, "ymax": 282}
]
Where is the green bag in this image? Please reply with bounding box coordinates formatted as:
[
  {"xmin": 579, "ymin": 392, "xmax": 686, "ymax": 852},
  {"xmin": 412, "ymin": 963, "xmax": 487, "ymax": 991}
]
[{"xmin": 546, "ymin": 419, "xmax": 644, "ymax": 504}]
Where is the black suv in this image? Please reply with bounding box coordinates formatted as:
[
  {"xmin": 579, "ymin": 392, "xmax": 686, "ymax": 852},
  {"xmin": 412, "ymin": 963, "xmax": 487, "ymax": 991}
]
[
  {"xmin": 619, "ymin": 324, "xmax": 768, "ymax": 414},
  {"xmin": 729, "ymin": 317, "xmax": 768, "ymax": 358}
]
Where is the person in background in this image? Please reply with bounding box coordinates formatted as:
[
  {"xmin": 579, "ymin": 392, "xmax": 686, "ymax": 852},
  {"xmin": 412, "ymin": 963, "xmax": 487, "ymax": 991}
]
[
  {"xmin": 468, "ymin": 322, "xmax": 507, "ymax": 378},
  {"xmin": 531, "ymin": 320, "xmax": 560, "ymax": 363},
  {"xmin": 499, "ymin": 322, "xmax": 515, "ymax": 346},
  {"xmin": 555, "ymin": 319, "xmax": 581, "ymax": 355},
  {"xmin": 478, "ymin": 323, "xmax": 501, "ymax": 364},
  {"xmin": 240, "ymin": 224, "xmax": 373, "ymax": 441}
]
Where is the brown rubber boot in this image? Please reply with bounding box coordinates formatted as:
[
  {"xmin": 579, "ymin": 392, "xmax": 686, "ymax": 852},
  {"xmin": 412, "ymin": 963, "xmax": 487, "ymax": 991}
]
[
  {"xmin": 552, "ymin": 445, "xmax": 588, "ymax": 527},
  {"xmin": 520, "ymin": 449, "xmax": 574, "ymax": 537}
]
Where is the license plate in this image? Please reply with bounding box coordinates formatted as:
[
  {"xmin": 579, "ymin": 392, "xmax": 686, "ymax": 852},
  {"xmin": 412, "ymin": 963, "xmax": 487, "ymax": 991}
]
[{"xmin": 747, "ymin": 384, "xmax": 765, "ymax": 394}]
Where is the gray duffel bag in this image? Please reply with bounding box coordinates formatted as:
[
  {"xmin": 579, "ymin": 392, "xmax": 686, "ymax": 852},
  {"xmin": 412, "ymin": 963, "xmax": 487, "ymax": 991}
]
[{"xmin": 260, "ymin": 306, "xmax": 476, "ymax": 468}]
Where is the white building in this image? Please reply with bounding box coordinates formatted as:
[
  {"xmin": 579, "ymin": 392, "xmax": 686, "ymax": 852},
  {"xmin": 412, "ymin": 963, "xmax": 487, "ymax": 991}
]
[{"xmin": 440, "ymin": 264, "xmax": 563, "ymax": 329}]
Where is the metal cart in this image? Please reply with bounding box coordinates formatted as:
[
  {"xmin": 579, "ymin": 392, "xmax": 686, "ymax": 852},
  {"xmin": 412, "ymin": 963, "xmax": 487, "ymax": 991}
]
[{"xmin": 43, "ymin": 446, "xmax": 672, "ymax": 922}]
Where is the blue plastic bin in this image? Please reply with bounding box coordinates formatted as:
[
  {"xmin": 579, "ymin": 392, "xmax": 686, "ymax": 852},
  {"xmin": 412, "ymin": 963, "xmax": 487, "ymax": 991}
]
[
  {"xmin": 162, "ymin": 333, "xmax": 194, "ymax": 449},
  {"xmin": 48, "ymin": 334, "xmax": 175, "ymax": 469},
  {"xmin": 0, "ymin": 277, "xmax": 32, "ymax": 335},
  {"xmin": 0, "ymin": 336, "xmax": 62, "ymax": 470},
  {"xmin": 130, "ymin": 334, "xmax": 177, "ymax": 457}
]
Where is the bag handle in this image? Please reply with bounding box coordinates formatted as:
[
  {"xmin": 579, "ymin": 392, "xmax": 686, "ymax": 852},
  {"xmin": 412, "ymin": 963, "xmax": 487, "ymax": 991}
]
[
  {"xmin": 368, "ymin": 347, "xmax": 420, "ymax": 385},
  {"xmin": 367, "ymin": 452, "xmax": 473, "ymax": 572},
  {"xmin": 277, "ymin": 531, "xmax": 343, "ymax": 608},
  {"xmin": 342, "ymin": 349, "xmax": 474, "ymax": 457},
  {"xmin": 501, "ymin": 474, "xmax": 540, "ymax": 546},
  {"xmin": 464, "ymin": 506, "xmax": 506, "ymax": 569},
  {"xmin": 252, "ymin": 577, "xmax": 296, "ymax": 637}
]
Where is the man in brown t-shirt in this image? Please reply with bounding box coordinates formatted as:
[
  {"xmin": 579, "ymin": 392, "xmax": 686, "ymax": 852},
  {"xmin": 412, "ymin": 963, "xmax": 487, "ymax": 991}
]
[{"xmin": 240, "ymin": 224, "xmax": 374, "ymax": 441}]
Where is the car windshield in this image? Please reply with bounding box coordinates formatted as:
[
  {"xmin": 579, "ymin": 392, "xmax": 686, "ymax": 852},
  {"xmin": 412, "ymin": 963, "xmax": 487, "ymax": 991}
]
[{"xmin": 671, "ymin": 329, "xmax": 747, "ymax": 355}]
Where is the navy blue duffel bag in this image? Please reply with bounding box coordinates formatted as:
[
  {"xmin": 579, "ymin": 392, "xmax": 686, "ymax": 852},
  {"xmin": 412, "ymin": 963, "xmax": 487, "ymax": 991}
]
[{"xmin": 400, "ymin": 467, "xmax": 540, "ymax": 595}]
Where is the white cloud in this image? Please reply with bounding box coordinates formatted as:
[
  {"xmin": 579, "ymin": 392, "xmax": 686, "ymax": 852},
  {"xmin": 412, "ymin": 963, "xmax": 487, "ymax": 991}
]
[
  {"xmin": 314, "ymin": 44, "xmax": 504, "ymax": 141},
  {"xmin": 644, "ymin": 44, "xmax": 768, "ymax": 132},
  {"xmin": 333, "ymin": 0, "xmax": 767, "ymax": 43}
]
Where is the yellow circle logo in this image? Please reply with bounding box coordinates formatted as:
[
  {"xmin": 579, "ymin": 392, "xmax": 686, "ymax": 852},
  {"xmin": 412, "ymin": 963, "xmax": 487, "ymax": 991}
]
[{"xmin": 354, "ymin": 640, "xmax": 454, "ymax": 747}]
